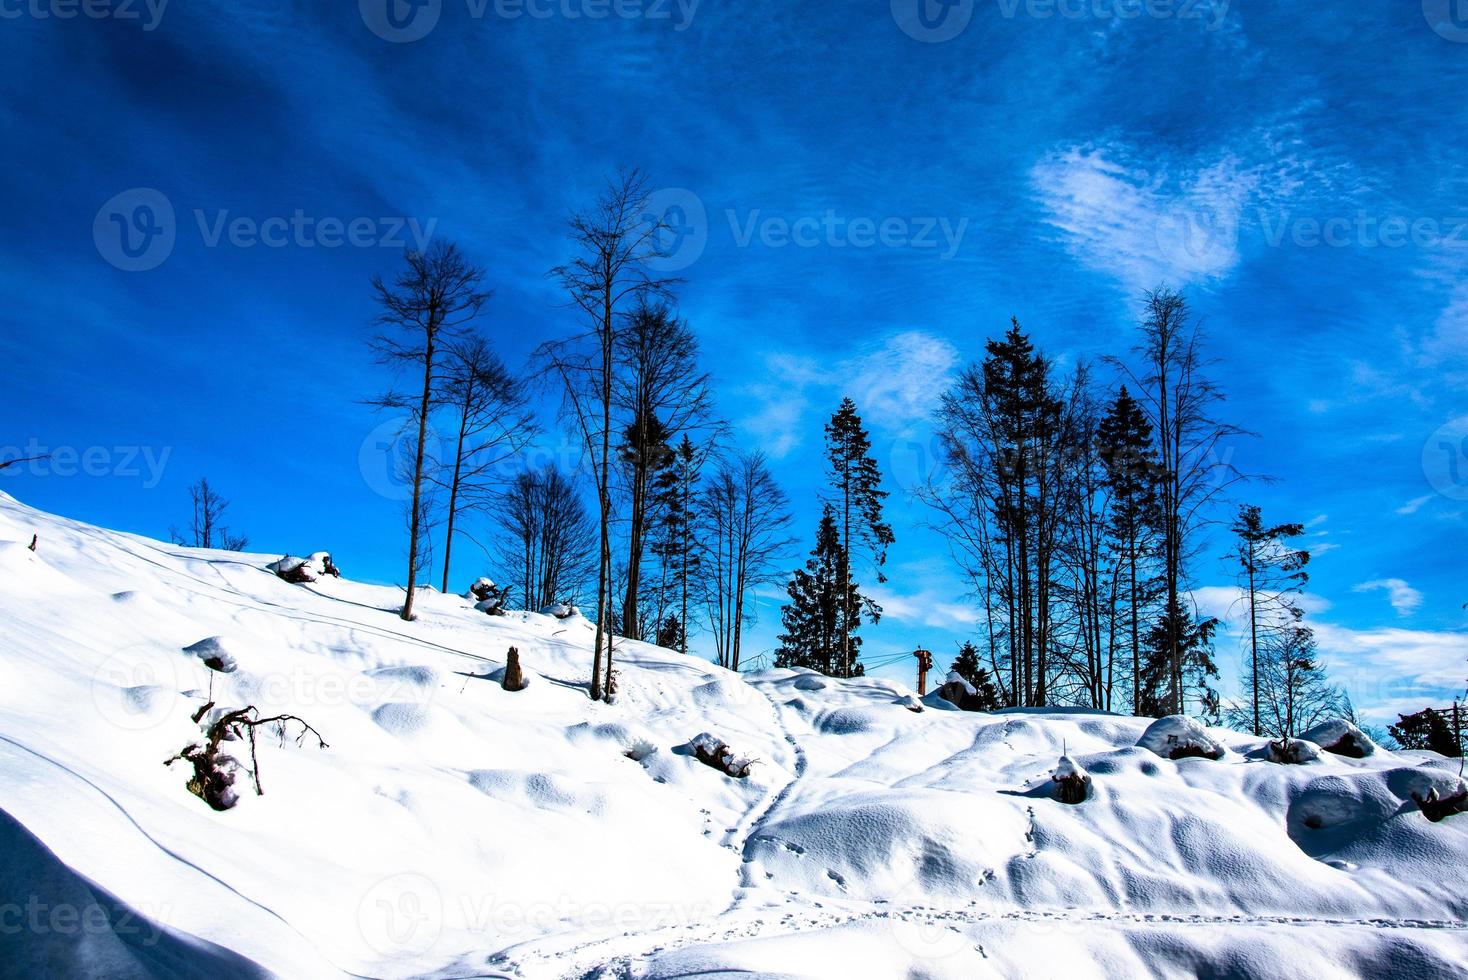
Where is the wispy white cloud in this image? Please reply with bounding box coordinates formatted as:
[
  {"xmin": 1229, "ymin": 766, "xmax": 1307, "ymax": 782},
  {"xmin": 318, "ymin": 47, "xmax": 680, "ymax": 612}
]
[
  {"xmin": 867, "ymin": 584, "xmax": 980, "ymax": 632},
  {"xmin": 1030, "ymin": 144, "xmax": 1257, "ymax": 293},
  {"xmin": 1353, "ymin": 578, "xmax": 1424, "ymax": 617},
  {"xmin": 736, "ymin": 331, "xmax": 959, "ymax": 458},
  {"xmin": 1397, "ymin": 494, "xmax": 1435, "ymax": 516}
]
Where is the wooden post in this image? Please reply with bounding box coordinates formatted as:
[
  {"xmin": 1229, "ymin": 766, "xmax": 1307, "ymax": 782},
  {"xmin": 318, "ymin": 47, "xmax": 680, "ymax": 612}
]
[{"xmin": 913, "ymin": 648, "xmax": 933, "ymax": 696}]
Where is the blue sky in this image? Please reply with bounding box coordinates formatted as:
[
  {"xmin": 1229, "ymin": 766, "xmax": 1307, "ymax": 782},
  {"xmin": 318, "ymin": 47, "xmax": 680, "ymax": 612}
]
[{"xmin": 2, "ymin": 0, "xmax": 1466, "ymax": 724}]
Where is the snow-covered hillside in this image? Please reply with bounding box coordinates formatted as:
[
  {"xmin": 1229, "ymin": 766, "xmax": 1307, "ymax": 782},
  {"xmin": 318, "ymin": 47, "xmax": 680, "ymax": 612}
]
[{"xmin": 1, "ymin": 491, "xmax": 1466, "ymax": 979}]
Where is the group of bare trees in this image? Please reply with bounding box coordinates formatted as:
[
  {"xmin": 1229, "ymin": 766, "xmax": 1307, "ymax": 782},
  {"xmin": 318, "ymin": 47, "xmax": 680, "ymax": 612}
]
[
  {"xmin": 927, "ymin": 289, "xmax": 1260, "ymax": 719},
  {"xmin": 363, "ymin": 172, "xmax": 794, "ymax": 700},
  {"xmin": 367, "ymin": 243, "xmax": 534, "ymax": 622},
  {"xmin": 533, "ymin": 171, "xmax": 794, "ymax": 696}
]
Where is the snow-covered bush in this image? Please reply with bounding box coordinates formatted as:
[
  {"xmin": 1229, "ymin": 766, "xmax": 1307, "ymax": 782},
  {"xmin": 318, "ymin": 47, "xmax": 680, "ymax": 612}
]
[
  {"xmin": 466, "ymin": 578, "xmax": 510, "ymax": 616},
  {"xmin": 689, "ymin": 732, "xmax": 755, "ymax": 779},
  {"xmin": 1268, "ymin": 738, "xmax": 1322, "ymax": 765},
  {"xmin": 268, "ymin": 552, "xmax": 341, "ymax": 584},
  {"xmin": 1053, "ymin": 756, "xmax": 1091, "ymax": 804},
  {"xmin": 541, "ymin": 601, "xmax": 579, "ymax": 620},
  {"xmin": 184, "ymin": 636, "xmax": 238, "ymax": 674},
  {"xmin": 1298, "ymin": 719, "xmax": 1376, "ymax": 759},
  {"xmin": 1138, "ymin": 715, "xmax": 1226, "ymax": 761},
  {"xmin": 937, "ymin": 671, "xmax": 989, "ymax": 712}
]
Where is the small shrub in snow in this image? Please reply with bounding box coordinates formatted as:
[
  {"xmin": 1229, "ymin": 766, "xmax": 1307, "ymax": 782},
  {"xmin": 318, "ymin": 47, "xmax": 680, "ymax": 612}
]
[
  {"xmin": 268, "ymin": 552, "xmax": 341, "ymax": 584},
  {"xmin": 1298, "ymin": 719, "xmax": 1376, "ymax": 759},
  {"xmin": 1268, "ymin": 738, "xmax": 1322, "ymax": 765},
  {"xmin": 165, "ymin": 706, "xmax": 327, "ymax": 811},
  {"xmin": 185, "ymin": 636, "xmax": 238, "ymax": 674},
  {"xmin": 467, "ymin": 578, "xmax": 510, "ymax": 615},
  {"xmin": 1138, "ymin": 715, "xmax": 1225, "ymax": 761},
  {"xmin": 1053, "ymin": 756, "xmax": 1091, "ymax": 804},
  {"xmin": 689, "ymin": 732, "xmax": 755, "ymax": 779}
]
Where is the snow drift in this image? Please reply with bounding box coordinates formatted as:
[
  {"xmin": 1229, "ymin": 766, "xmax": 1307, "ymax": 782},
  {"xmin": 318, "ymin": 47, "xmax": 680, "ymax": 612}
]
[{"xmin": 0, "ymin": 492, "xmax": 1465, "ymax": 979}]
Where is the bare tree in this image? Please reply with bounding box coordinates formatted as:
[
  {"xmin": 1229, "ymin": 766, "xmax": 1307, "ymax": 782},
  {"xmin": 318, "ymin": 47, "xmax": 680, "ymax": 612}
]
[
  {"xmin": 702, "ymin": 452, "xmax": 793, "ymax": 672},
  {"xmin": 538, "ymin": 170, "xmax": 674, "ymax": 700},
  {"xmin": 433, "ymin": 335, "xmax": 535, "ymax": 593},
  {"xmin": 496, "ymin": 467, "xmax": 596, "ymax": 612},
  {"xmin": 1230, "ymin": 503, "xmax": 1310, "ymax": 736},
  {"xmin": 171, "ymin": 478, "xmax": 248, "ymax": 551},
  {"xmin": 1109, "ymin": 288, "xmax": 1246, "ymax": 715},
  {"xmin": 368, "ymin": 241, "xmax": 490, "ymax": 622},
  {"xmin": 614, "ymin": 301, "xmax": 717, "ymax": 640}
]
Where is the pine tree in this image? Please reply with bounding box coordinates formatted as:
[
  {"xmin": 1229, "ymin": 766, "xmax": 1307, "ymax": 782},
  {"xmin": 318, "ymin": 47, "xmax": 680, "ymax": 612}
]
[
  {"xmin": 1391, "ymin": 708, "xmax": 1462, "ymax": 756},
  {"xmin": 774, "ymin": 505, "xmax": 873, "ymax": 674},
  {"xmin": 649, "ymin": 435, "xmax": 705, "ymax": 655},
  {"xmin": 824, "ymin": 398, "xmax": 894, "ymax": 680},
  {"xmin": 1139, "ymin": 599, "xmax": 1220, "ymax": 720},
  {"xmin": 949, "ymin": 642, "xmax": 1002, "ymax": 710},
  {"xmin": 1097, "ymin": 386, "xmax": 1162, "ymax": 714}
]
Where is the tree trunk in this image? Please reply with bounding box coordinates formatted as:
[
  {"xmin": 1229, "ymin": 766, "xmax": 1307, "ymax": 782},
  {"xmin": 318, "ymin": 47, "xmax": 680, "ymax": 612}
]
[
  {"xmin": 402, "ymin": 331, "xmax": 437, "ymax": 622},
  {"xmin": 440, "ymin": 395, "xmax": 470, "ymax": 595}
]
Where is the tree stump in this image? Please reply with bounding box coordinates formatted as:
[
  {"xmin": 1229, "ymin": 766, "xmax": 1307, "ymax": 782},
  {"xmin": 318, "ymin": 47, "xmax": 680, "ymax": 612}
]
[
  {"xmin": 1053, "ymin": 756, "xmax": 1091, "ymax": 804},
  {"xmin": 501, "ymin": 647, "xmax": 526, "ymax": 692}
]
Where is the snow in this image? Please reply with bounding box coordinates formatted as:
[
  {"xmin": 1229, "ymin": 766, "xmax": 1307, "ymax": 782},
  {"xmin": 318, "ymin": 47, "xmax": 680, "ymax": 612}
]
[{"xmin": 0, "ymin": 493, "xmax": 1466, "ymax": 978}]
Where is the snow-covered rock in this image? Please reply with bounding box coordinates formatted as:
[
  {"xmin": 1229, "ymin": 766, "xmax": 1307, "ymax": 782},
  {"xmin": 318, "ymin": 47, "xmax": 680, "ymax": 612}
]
[
  {"xmin": 1138, "ymin": 714, "xmax": 1226, "ymax": 760},
  {"xmin": 267, "ymin": 551, "xmax": 340, "ymax": 584},
  {"xmin": 1299, "ymin": 719, "xmax": 1378, "ymax": 758},
  {"xmin": 1267, "ymin": 737, "xmax": 1323, "ymax": 765}
]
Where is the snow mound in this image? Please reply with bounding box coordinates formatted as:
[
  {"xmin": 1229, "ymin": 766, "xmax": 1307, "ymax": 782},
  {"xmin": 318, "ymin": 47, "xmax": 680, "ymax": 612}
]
[
  {"xmin": 1300, "ymin": 718, "xmax": 1378, "ymax": 758},
  {"xmin": 1138, "ymin": 714, "xmax": 1226, "ymax": 760}
]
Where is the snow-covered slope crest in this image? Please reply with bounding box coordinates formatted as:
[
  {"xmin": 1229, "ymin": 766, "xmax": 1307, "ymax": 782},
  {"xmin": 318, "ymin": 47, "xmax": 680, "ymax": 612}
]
[{"xmin": 0, "ymin": 493, "xmax": 1466, "ymax": 980}]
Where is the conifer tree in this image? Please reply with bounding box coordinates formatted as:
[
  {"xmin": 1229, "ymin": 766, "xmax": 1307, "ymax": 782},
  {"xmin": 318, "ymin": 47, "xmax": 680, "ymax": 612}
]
[
  {"xmin": 650, "ymin": 435, "xmax": 706, "ymax": 655},
  {"xmin": 1097, "ymin": 386, "xmax": 1162, "ymax": 713},
  {"xmin": 1140, "ymin": 598, "xmax": 1220, "ymax": 720},
  {"xmin": 774, "ymin": 504, "xmax": 873, "ymax": 674},
  {"xmin": 824, "ymin": 398, "xmax": 894, "ymax": 679}
]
